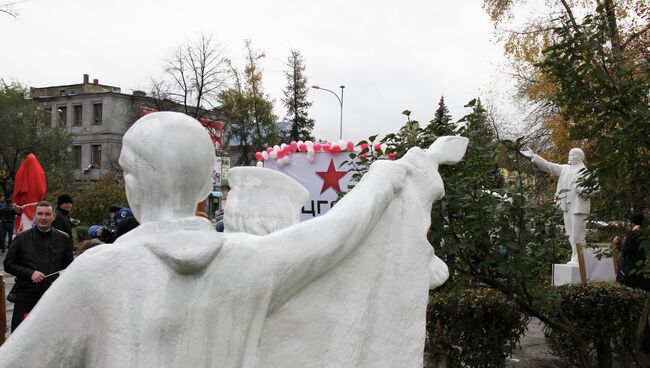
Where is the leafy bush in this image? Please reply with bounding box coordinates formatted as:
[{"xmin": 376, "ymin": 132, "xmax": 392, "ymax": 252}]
[
  {"xmin": 427, "ymin": 286, "xmax": 529, "ymax": 368},
  {"xmin": 48, "ymin": 172, "xmax": 127, "ymax": 226},
  {"xmin": 544, "ymin": 283, "xmax": 646, "ymax": 367}
]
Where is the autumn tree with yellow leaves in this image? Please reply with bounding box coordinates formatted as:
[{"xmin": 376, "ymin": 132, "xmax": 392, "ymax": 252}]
[{"xmin": 484, "ymin": 0, "xmax": 649, "ymax": 217}]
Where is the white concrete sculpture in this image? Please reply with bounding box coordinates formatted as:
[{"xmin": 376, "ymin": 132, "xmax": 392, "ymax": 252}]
[
  {"xmin": 0, "ymin": 111, "xmax": 468, "ymax": 368},
  {"xmin": 521, "ymin": 148, "xmax": 591, "ymax": 264},
  {"xmin": 224, "ymin": 167, "xmax": 309, "ymax": 235}
]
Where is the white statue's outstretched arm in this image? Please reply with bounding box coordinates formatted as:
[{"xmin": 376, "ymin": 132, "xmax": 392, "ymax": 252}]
[
  {"xmin": 530, "ymin": 154, "xmax": 564, "ymax": 177},
  {"xmin": 259, "ymin": 158, "xmax": 409, "ymax": 311},
  {"xmin": 260, "ymin": 136, "xmax": 469, "ymax": 311}
]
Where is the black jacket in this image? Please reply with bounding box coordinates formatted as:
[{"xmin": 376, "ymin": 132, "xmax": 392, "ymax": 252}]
[
  {"xmin": 3, "ymin": 227, "xmax": 74, "ymax": 296},
  {"xmin": 53, "ymin": 207, "xmax": 73, "ymax": 239},
  {"xmin": 617, "ymin": 229, "xmax": 650, "ymax": 290},
  {"xmin": 0, "ymin": 204, "xmax": 18, "ymax": 223}
]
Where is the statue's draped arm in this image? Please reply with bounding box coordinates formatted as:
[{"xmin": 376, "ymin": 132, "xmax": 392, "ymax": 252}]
[{"xmin": 256, "ymin": 159, "xmax": 408, "ymax": 312}]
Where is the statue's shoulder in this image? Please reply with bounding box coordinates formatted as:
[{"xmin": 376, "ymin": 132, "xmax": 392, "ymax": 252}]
[{"xmin": 76, "ymin": 241, "xmax": 150, "ymax": 268}]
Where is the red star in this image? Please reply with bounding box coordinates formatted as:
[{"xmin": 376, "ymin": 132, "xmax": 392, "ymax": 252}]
[{"xmin": 316, "ymin": 159, "xmax": 348, "ymax": 194}]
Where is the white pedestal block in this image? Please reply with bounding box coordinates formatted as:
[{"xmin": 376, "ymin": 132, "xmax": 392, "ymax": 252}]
[{"xmin": 553, "ymin": 263, "xmax": 581, "ymax": 286}]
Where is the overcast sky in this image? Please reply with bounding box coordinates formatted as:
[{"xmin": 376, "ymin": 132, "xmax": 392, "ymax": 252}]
[{"xmin": 1, "ymin": 0, "xmax": 522, "ymax": 142}]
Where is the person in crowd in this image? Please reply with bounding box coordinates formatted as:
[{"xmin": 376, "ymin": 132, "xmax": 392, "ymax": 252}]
[
  {"xmin": 0, "ymin": 196, "xmax": 20, "ymax": 252},
  {"xmin": 52, "ymin": 194, "xmax": 74, "ymax": 239},
  {"xmin": 614, "ymin": 213, "xmax": 650, "ymax": 353},
  {"xmin": 115, "ymin": 207, "xmax": 139, "ymax": 238},
  {"xmin": 89, "ymin": 223, "xmax": 117, "ymax": 244},
  {"xmin": 89, "ymin": 208, "xmax": 139, "ymax": 243},
  {"xmin": 76, "ymin": 239, "xmax": 103, "ymax": 256},
  {"xmin": 3, "ymin": 201, "xmax": 73, "ymax": 331},
  {"xmin": 614, "ymin": 214, "xmax": 649, "ymax": 289}
]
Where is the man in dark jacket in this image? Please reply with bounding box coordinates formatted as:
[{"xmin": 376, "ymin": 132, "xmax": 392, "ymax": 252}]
[
  {"xmin": 0, "ymin": 196, "xmax": 19, "ymax": 252},
  {"xmin": 615, "ymin": 213, "xmax": 648, "ymax": 290},
  {"xmin": 614, "ymin": 213, "xmax": 650, "ymax": 352},
  {"xmin": 52, "ymin": 193, "xmax": 74, "ymax": 239},
  {"xmin": 3, "ymin": 201, "xmax": 73, "ymax": 331}
]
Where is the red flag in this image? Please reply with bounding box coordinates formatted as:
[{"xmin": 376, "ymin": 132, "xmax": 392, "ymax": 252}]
[{"xmin": 12, "ymin": 153, "xmax": 47, "ymax": 232}]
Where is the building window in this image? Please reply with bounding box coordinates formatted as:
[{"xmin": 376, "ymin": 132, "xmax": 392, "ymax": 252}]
[
  {"xmin": 93, "ymin": 103, "xmax": 102, "ymax": 125},
  {"xmin": 91, "ymin": 144, "xmax": 102, "ymax": 169},
  {"xmin": 40, "ymin": 106, "xmax": 51, "ymax": 125},
  {"xmin": 57, "ymin": 106, "xmax": 67, "ymax": 125},
  {"xmin": 73, "ymin": 145, "xmax": 82, "ymax": 169},
  {"xmin": 73, "ymin": 105, "xmax": 83, "ymax": 126}
]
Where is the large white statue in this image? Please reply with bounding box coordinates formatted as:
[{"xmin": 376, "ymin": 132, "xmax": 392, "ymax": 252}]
[
  {"xmin": 521, "ymin": 148, "xmax": 591, "ymax": 264},
  {"xmin": 0, "ymin": 112, "xmax": 468, "ymax": 368}
]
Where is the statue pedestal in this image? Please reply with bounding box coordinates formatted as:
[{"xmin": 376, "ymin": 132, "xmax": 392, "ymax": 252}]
[{"xmin": 552, "ymin": 264, "xmax": 581, "ymax": 286}]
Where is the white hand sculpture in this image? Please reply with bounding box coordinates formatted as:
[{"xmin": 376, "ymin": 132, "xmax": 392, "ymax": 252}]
[{"xmin": 520, "ymin": 148, "xmax": 535, "ymax": 159}]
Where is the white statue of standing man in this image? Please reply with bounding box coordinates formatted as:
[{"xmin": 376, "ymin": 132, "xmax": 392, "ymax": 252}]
[{"xmin": 521, "ymin": 148, "xmax": 591, "ymax": 264}]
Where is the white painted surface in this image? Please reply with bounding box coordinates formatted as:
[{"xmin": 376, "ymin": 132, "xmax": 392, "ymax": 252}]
[{"xmin": 553, "ymin": 264, "xmax": 581, "ymax": 286}]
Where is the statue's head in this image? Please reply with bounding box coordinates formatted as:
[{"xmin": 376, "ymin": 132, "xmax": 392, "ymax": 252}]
[
  {"xmin": 119, "ymin": 112, "xmax": 215, "ymax": 223},
  {"xmin": 568, "ymin": 148, "xmax": 585, "ymax": 165},
  {"xmin": 224, "ymin": 167, "xmax": 309, "ymax": 235}
]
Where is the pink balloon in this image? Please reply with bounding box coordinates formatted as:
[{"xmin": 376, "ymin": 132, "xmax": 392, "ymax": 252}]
[
  {"xmin": 388, "ymin": 152, "xmax": 396, "ymax": 160},
  {"xmin": 374, "ymin": 143, "xmax": 382, "ymax": 151},
  {"xmin": 290, "ymin": 141, "xmax": 298, "ymax": 152},
  {"xmin": 360, "ymin": 143, "xmax": 368, "ymax": 151},
  {"xmin": 277, "ymin": 150, "xmax": 286, "ymax": 158},
  {"xmin": 266, "ymin": 147, "xmax": 274, "ymax": 153},
  {"xmin": 313, "ymin": 142, "xmax": 322, "ymax": 151},
  {"xmin": 332, "ymin": 145, "xmax": 341, "ymax": 152},
  {"xmin": 255, "ymin": 152, "xmax": 264, "ymax": 161},
  {"xmin": 323, "ymin": 144, "xmax": 331, "ymax": 152},
  {"xmin": 346, "ymin": 141, "xmax": 354, "ymax": 151},
  {"xmin": 299, "ymin": 143, "xmax": 307, "ymax": 152}
]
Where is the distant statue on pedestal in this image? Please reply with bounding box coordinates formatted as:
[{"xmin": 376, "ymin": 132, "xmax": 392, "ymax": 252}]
[
  {"xmin": 521, "ymin": 148, "xmax": 591, "ymax": 264},
  {"xmin": 0, "ymin": 112, "xmax": 469, "ymax": 368}
]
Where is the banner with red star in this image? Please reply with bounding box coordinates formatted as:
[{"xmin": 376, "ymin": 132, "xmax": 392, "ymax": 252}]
[{"xmin": 264, "ymin": 152, "xmax": 354, "ymax": 221}]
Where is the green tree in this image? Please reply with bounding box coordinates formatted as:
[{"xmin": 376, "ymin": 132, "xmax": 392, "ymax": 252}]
[
  {"xmin": 282, "ymin": 50, "xmax": 314, "ymax": 142},
  {"xmin": 483, "ymin": 0, "xmax": 648, "ymax": 163},
  {"xmin": 243, "ymin": 40, "xmax": 278, "ymax": 153},
  {"xmin": 357, "ymin": 101, "xmax": 604, "ymax": 367},
  {"xmin": 0, "ymin": 81, "xmax": 72, "ymax": 198},
  {"xmin": 220, "ymin": 41, "xmax": 278, "ymax": 166},
  {"xmin": 220, "ymin": 65, "xmax": 254, "ymax": 166},
  {"xmin": 430, "ymin": 95, "xmax": 452, "ymax": 131},
  {"xmin": 47, "ymin": 171, "xmax": 127, "ymax": 226},
  {"xmin": 536, "ymin": 5, "xmax": 650, "ymax": 217}
]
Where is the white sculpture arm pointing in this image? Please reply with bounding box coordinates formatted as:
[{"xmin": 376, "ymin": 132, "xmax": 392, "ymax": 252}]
[{"xmin": 531, "ymin": 154, "xmax": 565, "ymax": 177}]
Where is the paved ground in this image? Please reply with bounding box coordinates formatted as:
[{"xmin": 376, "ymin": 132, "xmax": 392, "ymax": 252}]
[{"xmin": 507, "ymin": 319, "xmax": 563, "ymax": 367}]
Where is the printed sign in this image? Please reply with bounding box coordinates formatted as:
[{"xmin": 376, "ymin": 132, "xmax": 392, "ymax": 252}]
[{"xmin": 264, "ymin": 152, "xmax": 354, "ymax": 221}]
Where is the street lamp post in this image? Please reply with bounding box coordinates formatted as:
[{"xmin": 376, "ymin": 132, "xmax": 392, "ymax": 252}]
[{"xmin": 312, "ymin": 85, "xmax": 345, "ymax": 140}]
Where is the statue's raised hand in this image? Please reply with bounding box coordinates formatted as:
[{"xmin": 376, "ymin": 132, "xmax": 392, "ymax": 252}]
[{"xmin": 520, "ymin": 148, "xmax": 535, "ymax": 159}]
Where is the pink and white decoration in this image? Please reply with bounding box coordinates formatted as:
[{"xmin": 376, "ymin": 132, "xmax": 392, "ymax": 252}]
[{"xmin": 261, "ymin": 140, "xmax": 392, "ymax": 221}]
